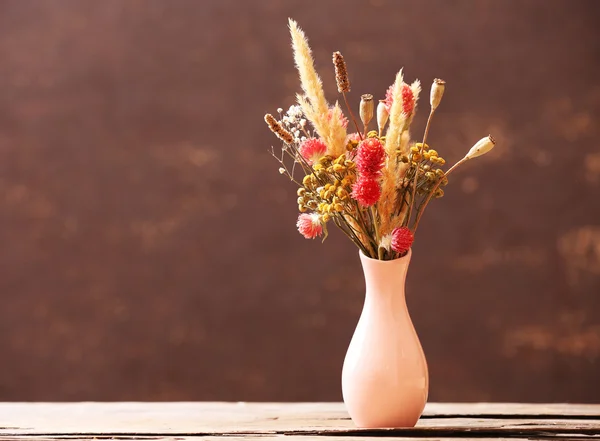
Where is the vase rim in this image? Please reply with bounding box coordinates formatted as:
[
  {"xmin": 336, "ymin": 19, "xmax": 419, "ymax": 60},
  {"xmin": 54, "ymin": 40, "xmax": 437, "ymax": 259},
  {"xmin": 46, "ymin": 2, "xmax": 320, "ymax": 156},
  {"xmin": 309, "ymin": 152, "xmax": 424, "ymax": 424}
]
[{"xmin": 359, "ymin": 248, "xmax": 412, "ymax": 264}]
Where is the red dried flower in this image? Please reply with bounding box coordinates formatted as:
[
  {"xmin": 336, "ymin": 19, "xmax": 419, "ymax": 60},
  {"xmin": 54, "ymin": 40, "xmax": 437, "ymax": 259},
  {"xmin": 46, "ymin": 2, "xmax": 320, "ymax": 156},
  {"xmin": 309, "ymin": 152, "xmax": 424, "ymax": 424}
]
[
  {"xmin": 296, "ymin": 213, "xmax": 323, "ymax": 239},
  {"xmin": 355, "ymin": 138, "xmax": 385, "ymax": 176},
  {"xmin": 391, "ymin": 227, "xmax": 414, "ymax": 254},
  {"xmin": 351, "ymin": 177, "xmax": 381, "ymax": 207},
  {"xmin": 299, "ymin": 138, "xmax": 327, "ymax": 165},
  {"xmin": 383, "ymin": 83, "xmax": 415, "ymax": 115}
]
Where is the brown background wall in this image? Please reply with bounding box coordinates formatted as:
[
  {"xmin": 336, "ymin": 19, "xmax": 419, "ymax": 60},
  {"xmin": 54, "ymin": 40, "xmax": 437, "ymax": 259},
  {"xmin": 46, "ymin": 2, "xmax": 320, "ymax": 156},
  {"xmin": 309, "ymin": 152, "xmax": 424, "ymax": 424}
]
[{"xmin": 0, "ymin": 0, "xmax": 599, "ymax": 402}]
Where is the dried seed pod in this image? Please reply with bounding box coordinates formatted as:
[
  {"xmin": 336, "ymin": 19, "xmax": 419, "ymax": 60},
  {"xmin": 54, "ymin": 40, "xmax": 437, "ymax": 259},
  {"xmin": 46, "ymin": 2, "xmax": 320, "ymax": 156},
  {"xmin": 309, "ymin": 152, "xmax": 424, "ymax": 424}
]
[
  {"xmin": 359, "ymin": 94, "xmax": 374, "ymax": 128},
  {"xmin": 430, "ymin": 78, "xmax": 446, "ymax": 111},
  {"xmin": 465, "ymin": 135, "xmax": 496, "ymax": 159},
  {"xmin": 377, "ymin": 100, "xmax": 389, "ymax": 135}
]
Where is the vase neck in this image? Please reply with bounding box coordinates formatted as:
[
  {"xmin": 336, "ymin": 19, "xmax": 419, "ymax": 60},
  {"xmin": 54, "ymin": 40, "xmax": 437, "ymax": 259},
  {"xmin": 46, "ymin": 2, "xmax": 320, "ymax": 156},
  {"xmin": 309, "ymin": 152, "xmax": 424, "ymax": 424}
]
[{"xmin": 359, "ymin": 249, "xmax": 411, "ymax": 301}]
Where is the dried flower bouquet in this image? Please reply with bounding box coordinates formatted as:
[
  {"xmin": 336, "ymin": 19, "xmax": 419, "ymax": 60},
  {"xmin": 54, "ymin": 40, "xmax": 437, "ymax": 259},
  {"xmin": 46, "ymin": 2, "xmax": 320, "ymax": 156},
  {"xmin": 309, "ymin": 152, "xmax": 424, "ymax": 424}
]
[{"xmin": 265, "ymin": 20, "xmax": 496, "ymax": 260}]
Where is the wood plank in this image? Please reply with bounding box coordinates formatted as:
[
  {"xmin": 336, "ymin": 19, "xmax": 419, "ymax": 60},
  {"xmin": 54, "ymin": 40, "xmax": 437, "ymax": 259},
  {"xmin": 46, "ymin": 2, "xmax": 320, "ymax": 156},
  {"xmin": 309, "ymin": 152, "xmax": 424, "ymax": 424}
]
[
  {"xmin": 425, "ymin": 402, "xmax": 600, "ymax": 417},
  {"xmin": 0, "ymin": 402, "xmax": 598, "ymax": 439},
  {"xmin": 0, "ymin": 437, "xmax": 563, "ymax": 441}
]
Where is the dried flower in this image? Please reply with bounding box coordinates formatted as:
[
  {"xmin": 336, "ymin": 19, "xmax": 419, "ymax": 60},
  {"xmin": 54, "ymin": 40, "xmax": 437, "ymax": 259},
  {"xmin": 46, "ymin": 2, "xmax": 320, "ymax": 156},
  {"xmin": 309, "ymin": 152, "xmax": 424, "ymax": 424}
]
[
  {"xmin": 430, "ymin": 78, "xmax": 445, "ymax": 110},
  {"xmin": 383, "ymin": 71, "xmax": 407, "ymax": 155},
  {"xmin": 264, "ymin": 114, "xmax": 294, "ymax": 144},
  {"xmin": 359, "ymin": 94, "xmax": 374, "ymax": 128},
  {"xmin": 326, "ymin": 107, "xmax": 349, "ymax": 129},
  {"xmin": 391, "ymin": 226, "xmax": 414, "ymax": 254},
  {"xmin": 333, "ymin": 51, "xmax": 350, "ymax": 93},
  {"xmin": 465, "ymin": 135, "xmax": 496, "ymax": 159},
  {"xmin": 290, "ymin": 20, "xmax": 347, "ymax": 157},
  {"xmin": 355, "ymin": 138, "xmax": 385, "ymax": 176},
  {"xmin": 377, "ymin": 100, "xmax": 389, "ymax": 134},
  {"xmin": 401, "ymin": 84, "xmax": 415, "ymax": 115},
  {"xmin": 351, "ymin": 177, "xmax": 381, "ymax": 207},
  {"xmin": 265, "ymin": 20, "xmax": 498, "ymax": 259},
  {"xmin": 297, "ymin": 213, "xmax": 323, "ymax": 239},
  {"xmin": 384, "ymin": 82, "xmax": 415, "ymax": 115},
  {"xmin": 347, "ymin": 132, "xmax": 361, "ymax": 143},
  {"xmin": 379, "ymin": 233, "xmax": 393, "ymax": 251},
  {"xmin": 299, "ymin": 138, "xmax": 328, "ymax": 165}
]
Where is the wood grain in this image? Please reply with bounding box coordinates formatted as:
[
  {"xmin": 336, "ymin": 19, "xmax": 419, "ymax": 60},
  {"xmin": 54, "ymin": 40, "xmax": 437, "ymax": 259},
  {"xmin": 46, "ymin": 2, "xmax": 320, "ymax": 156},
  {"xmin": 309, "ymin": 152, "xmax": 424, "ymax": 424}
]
[{"xmin": 0, "ymin": 402, "xmax": 599, "ymax": 440}]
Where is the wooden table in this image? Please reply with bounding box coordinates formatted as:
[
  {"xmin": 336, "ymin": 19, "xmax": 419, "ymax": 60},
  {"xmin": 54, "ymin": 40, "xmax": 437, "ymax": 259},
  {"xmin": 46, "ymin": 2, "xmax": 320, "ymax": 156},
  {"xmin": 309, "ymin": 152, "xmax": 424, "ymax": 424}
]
[{"xmin": 1, "ymin": 402, "xmax": 599, "ymax": 440}]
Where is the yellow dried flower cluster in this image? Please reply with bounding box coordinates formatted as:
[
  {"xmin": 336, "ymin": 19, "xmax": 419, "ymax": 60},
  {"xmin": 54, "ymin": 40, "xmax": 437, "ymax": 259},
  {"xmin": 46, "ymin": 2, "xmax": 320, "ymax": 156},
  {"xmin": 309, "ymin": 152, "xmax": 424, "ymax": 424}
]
[{"xmin": 298, "ymin": 154, "xmax": 357, "ymax": 222}]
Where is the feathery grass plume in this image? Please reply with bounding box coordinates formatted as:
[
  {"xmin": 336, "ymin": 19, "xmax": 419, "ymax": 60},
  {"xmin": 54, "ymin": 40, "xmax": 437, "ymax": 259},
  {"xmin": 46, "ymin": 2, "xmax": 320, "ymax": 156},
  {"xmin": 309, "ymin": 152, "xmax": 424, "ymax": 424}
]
[
  {"xmin": 401, "ymin": 79, "xmax": 422, "ymax": 132},
  {"xmin": 384, "ymin": 70, "xmax": 407, "ymax": 155},
  {"xmin": 379, "ymin": 71, "xmax": 408, "ymax": 235},
  {"xmin": 333, "ymin": 51, "xmax": 350, "ymax": 93},
  {"xmin": 380, "ymin": 129, "xmax": 412, "ymax": 235},
  {"xmin": 396, "ymin": 131, "xmax": 411, "ymax": 182},
  {"xmin": 296, "ymin": 94, "xmax": 318, "ymax": 130},
  {"xmin": 409, "ymin": 80, "xmax": 421, "ymax": 117},
  {"xmin": 377, "ymin": 162, "xmax": 399, "ymax": 236},
  {"xmin": 289, "ymin": 19, "xmax": 328, "ymax": 119},
  {"xmin": 329, "ymin": 102, "xmax": 348, "ymax": 157},
  {"xmin": 289, "ymin": 19, "xmax": 346, "ymax": 156}
]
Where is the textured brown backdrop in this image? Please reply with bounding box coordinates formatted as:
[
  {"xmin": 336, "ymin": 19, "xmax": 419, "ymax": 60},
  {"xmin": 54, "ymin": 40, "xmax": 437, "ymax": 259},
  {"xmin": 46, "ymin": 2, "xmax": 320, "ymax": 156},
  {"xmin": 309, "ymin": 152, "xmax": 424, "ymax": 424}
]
[{"xmin": 0, "ymin": 0, "xmax": 599, "ymax": 402}]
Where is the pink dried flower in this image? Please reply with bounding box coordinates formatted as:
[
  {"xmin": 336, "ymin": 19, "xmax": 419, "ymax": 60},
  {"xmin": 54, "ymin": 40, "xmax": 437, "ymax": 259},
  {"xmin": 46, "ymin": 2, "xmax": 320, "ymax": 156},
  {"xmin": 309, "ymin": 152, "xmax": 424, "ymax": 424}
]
[
  {"xmin": 384, "ymin": 84, "xmax": 395, "ymax": 112},
  {"xmin": 327, "ymin": 107, "xmax": 349, "ymax": 128},
  {"xmin": 299, "ymin": 138, "xmax": 327, "ymax": 165},
  {"xmin": 351, "ymin": 177, "xmax": 381, "ymax": 207},
  {"xmin": 296, "ymin": 213, "xmax": 323, "ymax": 239},
  {"xmin": 391, "ymin": 227, "xmax": 414, "ymax": 254},
  {"xmin": 355, "ymin": 138, "xmax": 385, "ymax": 176},
  {"xmin": 383, "ymin": 83, "xmax": 415, "ymax": 115},
  {"xmin": 347, "ymin": 132, "xmax": 361, "ymax": 142}
]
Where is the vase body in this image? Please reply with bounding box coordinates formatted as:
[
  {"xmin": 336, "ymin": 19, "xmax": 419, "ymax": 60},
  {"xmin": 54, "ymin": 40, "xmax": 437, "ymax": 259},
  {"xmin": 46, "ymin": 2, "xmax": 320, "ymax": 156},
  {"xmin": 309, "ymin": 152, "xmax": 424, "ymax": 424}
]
[{"xmin": 342, "ymin": 249, "xmax": 428, "ymax": 428}]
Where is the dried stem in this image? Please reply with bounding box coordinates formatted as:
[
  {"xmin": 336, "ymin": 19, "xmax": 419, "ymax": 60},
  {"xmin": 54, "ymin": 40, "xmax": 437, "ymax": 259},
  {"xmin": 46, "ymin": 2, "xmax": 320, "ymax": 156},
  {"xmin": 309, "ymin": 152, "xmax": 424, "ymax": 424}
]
[
  {"xmin": 407, "ymin": 108, "xmax": 435, "ymax": 224},
  {"xmin": 371, "ymin": 206, "xmax": 383, "ymax": 259},
  {"xmin": 413, "ymin": 157, "xmax": 466, "ymax": 233},
  {"xmin": 342, "ymin": 92, "xmax": 363, "ymax": 140}
]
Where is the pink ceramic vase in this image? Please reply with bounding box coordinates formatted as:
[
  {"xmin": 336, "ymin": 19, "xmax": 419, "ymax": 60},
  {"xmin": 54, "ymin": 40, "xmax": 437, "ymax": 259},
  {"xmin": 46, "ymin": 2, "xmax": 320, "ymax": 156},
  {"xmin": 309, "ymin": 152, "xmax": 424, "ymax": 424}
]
[{"xmin": 342, "ymin": 249, "xmax": 428, "ymax": 428}]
